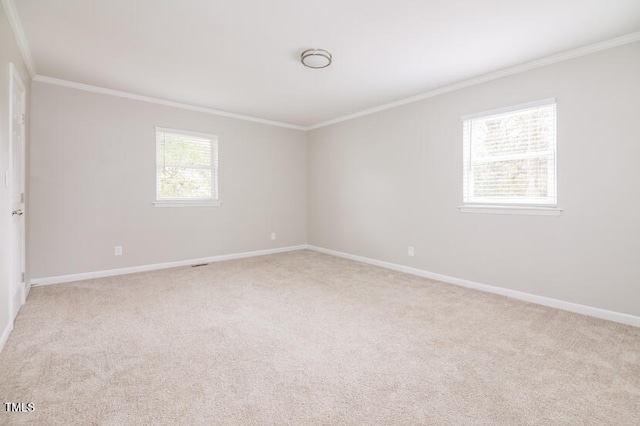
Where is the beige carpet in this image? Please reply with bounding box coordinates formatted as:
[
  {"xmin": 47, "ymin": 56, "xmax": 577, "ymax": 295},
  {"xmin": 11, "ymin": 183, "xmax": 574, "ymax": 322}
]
[{"xmin": 1, "ymin": 250, "xmax": 639, "ymax": 425}]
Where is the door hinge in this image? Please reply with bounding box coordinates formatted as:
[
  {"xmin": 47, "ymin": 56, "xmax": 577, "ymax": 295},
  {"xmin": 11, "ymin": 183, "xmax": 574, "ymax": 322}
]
[
  {"xmin": 20, "ymin": 113, "xmax": 25, "ymax": 125},
  {"xmin": 21, "ymin": 192, "xmax": 25, "ymax": 203},
  {"xmin": 21, "ymin": 272, "xmax": 25, "ymax": 282}
]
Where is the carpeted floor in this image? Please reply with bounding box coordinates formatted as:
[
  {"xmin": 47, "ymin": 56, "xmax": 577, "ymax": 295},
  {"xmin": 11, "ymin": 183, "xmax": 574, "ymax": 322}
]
[{"xmin": 1, "ymin": 249, "xmax": 639, "ymax": 425}]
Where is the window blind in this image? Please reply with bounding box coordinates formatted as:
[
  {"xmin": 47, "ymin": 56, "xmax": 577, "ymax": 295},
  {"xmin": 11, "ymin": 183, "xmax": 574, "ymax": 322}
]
[
  {"xmin": 462, "ymin": 100, "xmax": 557, "ymax": 206},
  {"xmin": 156, "ymin": 128, "xmax": 218, "ymax": 201}
]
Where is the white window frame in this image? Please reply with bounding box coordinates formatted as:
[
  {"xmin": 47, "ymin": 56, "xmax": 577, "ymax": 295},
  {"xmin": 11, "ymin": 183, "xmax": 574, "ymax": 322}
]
[
  {"xmin": 153, "ymin": 127, "xmax": 220, "ymax": 208},
  {"xmin": 459, "ymin": 99, "xmax": 562, "ymax": 216}
]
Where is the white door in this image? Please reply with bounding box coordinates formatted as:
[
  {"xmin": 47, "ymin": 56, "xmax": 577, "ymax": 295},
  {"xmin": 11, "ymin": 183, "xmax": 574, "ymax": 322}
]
[{"xmin": 9, "ymin": 63, "xmax": 26, "ymax": 320}]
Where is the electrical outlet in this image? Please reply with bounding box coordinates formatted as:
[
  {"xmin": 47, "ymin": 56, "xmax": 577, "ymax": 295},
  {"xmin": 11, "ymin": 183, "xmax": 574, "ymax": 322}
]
[
  {"xmin": 408, "ymin": 246, "xmax": 415, "ymax": 257},
  {"xmin": 271, "ymin": 232, "xmax": 276, "ymax": 240},
  {"xmin": 114, "ymin": 246, "xmax": 123, "ymax": 256}
]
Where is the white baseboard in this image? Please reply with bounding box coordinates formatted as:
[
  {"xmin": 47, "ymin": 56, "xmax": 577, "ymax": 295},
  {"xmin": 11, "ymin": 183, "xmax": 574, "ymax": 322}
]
[
  {"xmin": 30, "ymin": 245, "xmax": 309, "ymax": 287},
  {"xmin": 0, "ymin": 321, "xmax": 13, "ymax": 355},
  {"xmin": 307, "ymin": 245, "xmax": 640, "ymax": 328},
  {"xmin": 28, "ymin": 243, "xmax": 639, "ymax": 328}
]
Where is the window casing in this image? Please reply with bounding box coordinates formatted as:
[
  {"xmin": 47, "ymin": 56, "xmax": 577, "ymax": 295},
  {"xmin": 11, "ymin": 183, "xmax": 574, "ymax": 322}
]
[
  {"xmin": 154, "ymin": 127, "xmax": 219, "ymax": 207},
  {"xmin": 461, "ymin": 99, "xmax": 561, "ymax": 215}
]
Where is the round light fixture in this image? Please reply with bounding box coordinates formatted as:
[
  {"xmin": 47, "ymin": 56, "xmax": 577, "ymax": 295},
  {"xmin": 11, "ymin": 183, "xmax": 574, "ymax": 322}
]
[{"xmin": 301, "ymin": 49, "xmax": 332, "ymax": 69}]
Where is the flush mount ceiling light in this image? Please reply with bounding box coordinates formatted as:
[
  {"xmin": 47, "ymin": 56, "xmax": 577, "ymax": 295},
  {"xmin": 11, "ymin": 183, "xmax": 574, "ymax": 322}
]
[{"xmin": 301, "ymin": 49, "xmax": 332, "ymax": 69}]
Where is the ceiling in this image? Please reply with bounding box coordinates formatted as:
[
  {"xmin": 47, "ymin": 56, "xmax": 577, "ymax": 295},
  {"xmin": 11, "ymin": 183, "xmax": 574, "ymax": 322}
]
[{"xmin": 8, "ymin": 0, "xmax": 640, "ymax": 128}]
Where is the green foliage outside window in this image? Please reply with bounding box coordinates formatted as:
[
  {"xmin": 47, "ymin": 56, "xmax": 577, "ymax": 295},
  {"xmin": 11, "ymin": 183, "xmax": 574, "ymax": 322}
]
[
  {"xmin": 470, "ymin": 108, "xmax": 554, "ymax": 200},
  {"xmin": 156, "ymin": 131, "xmax": 216, "ymax": 199}
]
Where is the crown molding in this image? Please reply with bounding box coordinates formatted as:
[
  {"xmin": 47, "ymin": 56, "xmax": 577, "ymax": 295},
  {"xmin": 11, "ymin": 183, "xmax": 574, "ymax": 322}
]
[
  {"xmin": 2, "ymin": 0, "xmax": 36, "ymax": 77},
  {"xmin": 33, "ymin": 75, "xmax": 307, "ymax": 131},
  {"xmin": 307, "ymin": 31, "xmax": 640, "ymax": 130},
  {"xmin": 11, "ymin": 0, "xmax": 639, "ymax": 134}
]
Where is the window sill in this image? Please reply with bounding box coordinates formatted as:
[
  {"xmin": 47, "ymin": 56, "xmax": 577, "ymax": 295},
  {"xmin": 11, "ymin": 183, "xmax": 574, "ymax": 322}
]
[
  {"xmin": 153, "ymin": 200, "xmax": 221, "ymax": 208},
  {"xmin": 458, "ymin": 205, "xmax": 563, "ymax": 216}
]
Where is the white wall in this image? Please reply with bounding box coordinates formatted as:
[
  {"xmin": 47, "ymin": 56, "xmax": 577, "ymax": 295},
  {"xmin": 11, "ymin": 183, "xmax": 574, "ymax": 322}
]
[
  {"xmin": 25, "ymin": 39, "xmax": 640, "ymax": 320},
  {"xmin": 1, "ymin": 2, "xmax": 30, "ymax": 343},
  {"xmin": 29, "ymin": 83, "xmax": 307, "ymax": 279},
  {"xmin": 308, "ymin": 42, "xmax": 640, "ymax": 317}
]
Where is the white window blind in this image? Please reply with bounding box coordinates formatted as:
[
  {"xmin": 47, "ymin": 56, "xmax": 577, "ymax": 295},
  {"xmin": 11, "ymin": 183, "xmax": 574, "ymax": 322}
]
[
  {"xmin": 462, "ymin": 99, "xmax": 557, "ymax": 208},
  {"xmin": 155, "ymin": 128, "xmax": 218, "ymax": 206}
]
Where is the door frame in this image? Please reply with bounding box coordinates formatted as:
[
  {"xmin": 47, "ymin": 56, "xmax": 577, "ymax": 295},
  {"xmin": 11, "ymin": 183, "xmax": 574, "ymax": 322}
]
[{"xmin": 8, "ymin": 62, "xmax": 26, "ymax": 321}]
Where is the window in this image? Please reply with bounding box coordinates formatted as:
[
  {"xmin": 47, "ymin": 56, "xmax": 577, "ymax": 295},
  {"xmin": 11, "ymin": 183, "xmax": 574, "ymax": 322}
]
[
  {"xmin": 460, "ymin": 99, "xmax": 561, "ymax": 215},
  {"xmin": 154, "ymin": 127, "xmax": 219, "ymax": 207}
]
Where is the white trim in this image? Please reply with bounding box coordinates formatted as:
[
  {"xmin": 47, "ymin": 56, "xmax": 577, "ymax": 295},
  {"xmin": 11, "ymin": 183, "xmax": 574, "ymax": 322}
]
[
  {"xmin": 460, "ymin": 98, "xmax": 556, "ymax": 121},
  {"xmin": 32, "ymin": 75, "xmax": 307, "ymax": 131},
  {"xmin": 30, "ymin": 245, "xmax": 308, "ymax": 286},
  {"xmin": 307, "ymin": 245, "xmax": 640, "ymax": 328},
  {"xmin": 0, "ymin": 321, "xmax": 13, "ymax": 355},
  {"xmin": 155, "ymin": 127, "xmax": 219, "ymax": 204},
  {"xmin": 2, "ymin": 0, "xmax": 36, "ymax": 77},
  {"xmin": 8, "ymin": 63, "xmax": 27, "ymax": 323},
  {"xmin": 24, "ymin": 32, "xmax": 640, "ymax": 131},
  {"xmin": 462, "ymin": 100, "xmax": 558, "ymax": 209},
  {"xmin": 155, "ymin": 127, "xmax": 218, "ymax": 140},
  {"xmin": 27, "ymin": 244, "xmax": 640, "ymax": 328},
  {"xmin": 23, "ymin": 278, "xmax": 30, "ymax": 302},
  {"xmin": 308, "ymin": 32, "xmax": 640, "ymax": 130},
  {"xmin": 153, "ymin": 200, "xmax": 221, "ymax": 207},
  {"xmin": 459, "ymin": 205, "xmax": 563, "ymax": 216}
]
